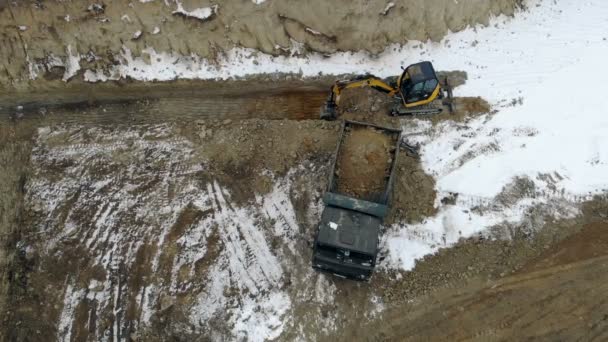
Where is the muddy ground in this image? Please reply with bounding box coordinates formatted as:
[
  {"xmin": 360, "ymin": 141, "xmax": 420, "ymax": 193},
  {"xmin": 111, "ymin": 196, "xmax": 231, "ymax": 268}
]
[
  {"xmin": 0, "ymin": 0, "xmax": 523, "ymax": 89},
  {"xmin": 1, "ymin": 76, "xmax": 607, "ymax": 341}
]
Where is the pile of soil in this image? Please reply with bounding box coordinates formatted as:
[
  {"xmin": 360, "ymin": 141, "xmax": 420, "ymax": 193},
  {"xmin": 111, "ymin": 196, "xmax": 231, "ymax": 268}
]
[{"xmin": 335, "ymin": 125, "xmax": 397, "ymax": 201}]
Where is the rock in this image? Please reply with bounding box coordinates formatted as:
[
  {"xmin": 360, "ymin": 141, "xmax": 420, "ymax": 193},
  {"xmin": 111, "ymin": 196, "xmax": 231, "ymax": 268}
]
[{"xmin": 223, "ymin": 119, "xmax": 232, "ymax": 125}]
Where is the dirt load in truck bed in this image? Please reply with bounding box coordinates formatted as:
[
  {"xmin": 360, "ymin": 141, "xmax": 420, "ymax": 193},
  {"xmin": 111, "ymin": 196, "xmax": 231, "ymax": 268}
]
[{"xmin": 335, "ymin": 125, "xmax": 397, "ymax": 201}]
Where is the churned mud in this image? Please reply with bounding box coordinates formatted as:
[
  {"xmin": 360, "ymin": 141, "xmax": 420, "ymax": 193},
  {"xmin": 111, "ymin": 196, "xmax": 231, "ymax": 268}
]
[{"xmin": 0, "ymin": 86, "xmax": 468, "ymax": 340}]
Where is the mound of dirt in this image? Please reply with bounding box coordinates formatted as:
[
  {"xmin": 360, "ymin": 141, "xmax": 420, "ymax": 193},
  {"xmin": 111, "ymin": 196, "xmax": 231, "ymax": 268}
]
[
  {"xmin": 335, "ymin": 125, "xmax": 397, "ymax": 201},
  {"xmin": 335, "ymin": 77, "xmax": 491, "ymax": 127},
  {"xmin": 0, "ymin": 0, "xmax": 523, "ymax": 89}
]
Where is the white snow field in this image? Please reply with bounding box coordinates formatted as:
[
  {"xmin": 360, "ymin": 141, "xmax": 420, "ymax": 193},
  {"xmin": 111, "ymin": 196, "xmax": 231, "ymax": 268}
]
[{"xmin": 79, "ymin": 0, "xmax": 608, "ymax": 271}]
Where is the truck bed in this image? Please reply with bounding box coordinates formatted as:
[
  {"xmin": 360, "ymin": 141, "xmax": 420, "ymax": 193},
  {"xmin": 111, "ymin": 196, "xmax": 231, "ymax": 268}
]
[{"xmin": 330, "ymin": 121, "xmax": 401, "ymax": 204}]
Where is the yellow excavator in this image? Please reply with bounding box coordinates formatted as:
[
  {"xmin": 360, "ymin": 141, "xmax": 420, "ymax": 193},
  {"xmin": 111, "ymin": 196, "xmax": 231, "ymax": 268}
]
[{"xmin": 320, "ymin": 61, "xmax": 454, "ymax": 120}]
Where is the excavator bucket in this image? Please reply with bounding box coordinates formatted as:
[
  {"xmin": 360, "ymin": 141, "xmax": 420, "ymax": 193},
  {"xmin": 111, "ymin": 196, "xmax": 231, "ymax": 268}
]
[
  {"xmin": 320, "ymin": 99, "xmax": 338, "ymax": 120},
  {"xmin": 442, "ymin": 76, "xmax": 455, "ymax": 114}
]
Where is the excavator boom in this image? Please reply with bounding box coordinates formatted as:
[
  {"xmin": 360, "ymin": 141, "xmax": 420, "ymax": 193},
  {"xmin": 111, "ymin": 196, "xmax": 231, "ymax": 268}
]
[{"xmin": 320, "ymin": 76, "xmax": 397, "ymax": 120}]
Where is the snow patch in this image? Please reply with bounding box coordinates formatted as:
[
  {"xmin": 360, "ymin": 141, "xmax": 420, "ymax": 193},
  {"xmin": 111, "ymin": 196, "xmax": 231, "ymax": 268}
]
[
  {"xmin": 381, "ymin": 2, "xmax": 395, "ymax": 15},
  {"xmin": 305, "ymin": 27, "xmax": 322, "ymax": 36},
  {"xmin": 233, "ymin": 291, "xmax": 291, "ymax": 341},
  {"xmin": 57, "ymin": 284, "xmax": 86, "ymax": 341},
  {"xmin": 172, "ymin": 1, "xmax": 218, "ymax": 21},
  {"xmin": 62, "ymin": 45, "xmax": 81, "ymax": 81}
]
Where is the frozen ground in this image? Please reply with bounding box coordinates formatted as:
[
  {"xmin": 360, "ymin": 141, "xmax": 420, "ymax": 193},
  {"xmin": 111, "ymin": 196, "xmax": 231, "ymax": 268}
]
[
  {"xmin": 78, "ymin": 0, "xmax": 608, "ymax": 271},
  {"xmin": 23, "ymin": 120, "xmax": 399, "ymax": 341},
  {"xmin": 26, "ymin": 124, "xmax": 325, "ymax": 341},
  {"xmin": 1, "ymin": 0, "xmax": 520, "ymax": 86},
  {"xmin": 381, "ymin": 0, "xmax": 608, "ymax": 270},
  {"xmin": 8, "ymin": 0, "xmax": 608, "ymax": 340}
]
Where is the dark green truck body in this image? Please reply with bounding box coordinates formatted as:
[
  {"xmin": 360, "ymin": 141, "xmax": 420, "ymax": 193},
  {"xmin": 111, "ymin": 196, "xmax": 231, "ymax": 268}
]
[{"xmin": 312, "ymin": 120, "xmax": 401, "ymax": 280}]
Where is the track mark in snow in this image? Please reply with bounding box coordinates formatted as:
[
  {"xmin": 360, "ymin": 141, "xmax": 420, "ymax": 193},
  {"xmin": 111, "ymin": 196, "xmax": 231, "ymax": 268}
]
[{"xmin": 27, "ymin": 124, "xmax": 301, "ymax": 340}]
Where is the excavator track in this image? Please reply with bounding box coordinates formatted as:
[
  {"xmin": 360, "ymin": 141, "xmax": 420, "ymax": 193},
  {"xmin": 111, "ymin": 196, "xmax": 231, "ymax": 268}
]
[
  {"xmin": 390, "ymin": 101, "xmax": 446, "ymax": 116},
  {"xmin": 390, "ymin": 104, "xmax": 444, "ymax": 116}
]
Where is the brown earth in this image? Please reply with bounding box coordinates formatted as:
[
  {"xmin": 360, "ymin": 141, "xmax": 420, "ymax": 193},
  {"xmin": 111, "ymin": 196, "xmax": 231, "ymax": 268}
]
[
  {"xmin": 0, "ymin": 123, "xmax": 35, "ymax": 342},
  {"xmin": 2, "ymin": 75, "xmax": 608, "ymax": 341},
  {"xmin": 353, "ymin": 220, "xmax": 608, "ymax": 342},
  {"xmin": 0, "ymin": 0, "xmax": 524, "ymax": 90},
  {"xmin": 335, "ymin": 125, "xmax": 397, "ymax": 201},
  {"xmin": 0, "ymin": 76, "xmax": 468, "ymax": 340}
]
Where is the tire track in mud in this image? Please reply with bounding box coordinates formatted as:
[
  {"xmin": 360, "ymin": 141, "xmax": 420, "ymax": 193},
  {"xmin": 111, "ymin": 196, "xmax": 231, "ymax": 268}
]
[
  {"xmin": 0, "ymin": 83, "xmax": 328, "ymax": 124},
  {"xmin": 206, "ymin": 181, "xmax": 284, "ymax": 295}
]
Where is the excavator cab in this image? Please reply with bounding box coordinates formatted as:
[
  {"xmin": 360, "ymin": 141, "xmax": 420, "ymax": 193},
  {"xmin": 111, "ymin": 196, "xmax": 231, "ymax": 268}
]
[{"xmin": 397, "ymin": 61, "xmax": 441, "ymax": 108}]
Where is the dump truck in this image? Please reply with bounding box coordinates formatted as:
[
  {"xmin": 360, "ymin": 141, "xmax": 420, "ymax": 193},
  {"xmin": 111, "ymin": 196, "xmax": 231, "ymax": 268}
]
[{"xmin": 312, "ymin": 120, "xmax": 401, "ymax": 280}]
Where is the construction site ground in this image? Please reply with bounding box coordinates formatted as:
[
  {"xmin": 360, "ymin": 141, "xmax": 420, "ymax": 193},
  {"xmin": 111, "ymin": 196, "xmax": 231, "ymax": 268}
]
[{"xmin": 1, "ymin": 76, "xmax": 607, "ymax": 341}]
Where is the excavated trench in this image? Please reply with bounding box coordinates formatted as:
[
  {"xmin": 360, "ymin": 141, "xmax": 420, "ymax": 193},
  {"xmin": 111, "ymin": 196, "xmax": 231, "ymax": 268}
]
[{"xmin": 0, "ymin": 80, "xmax": 329, "ymax": 123}]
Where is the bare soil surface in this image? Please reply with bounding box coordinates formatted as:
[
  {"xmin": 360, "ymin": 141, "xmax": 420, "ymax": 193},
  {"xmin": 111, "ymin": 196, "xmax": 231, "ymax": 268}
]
[
  {"xmin": 335, "ymin": 126, "xmax": 397, "ymax": 201},
  {"xmin": 0, "ymin": 0, "xmax": 523, "ymax": 89},
  {"xmin": 355, "ymin": 220, "xmax": 608, "ymax": 342}
]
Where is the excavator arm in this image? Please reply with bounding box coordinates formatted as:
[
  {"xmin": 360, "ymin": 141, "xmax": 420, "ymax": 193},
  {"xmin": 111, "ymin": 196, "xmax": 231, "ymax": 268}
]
[{"xmin": 320, "ymin": 76, "xmax": 397, "ymax": 120}]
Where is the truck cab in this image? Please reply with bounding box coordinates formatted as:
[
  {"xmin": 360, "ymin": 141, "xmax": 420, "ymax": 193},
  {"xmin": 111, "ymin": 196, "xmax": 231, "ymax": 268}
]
[
  {"xmin": 313, "ymin": 196, "xmax": 383, "ymax": 280},
  {"xmin": 312, "ymin": 120, "xmax": 401, "ymax": 281}
]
